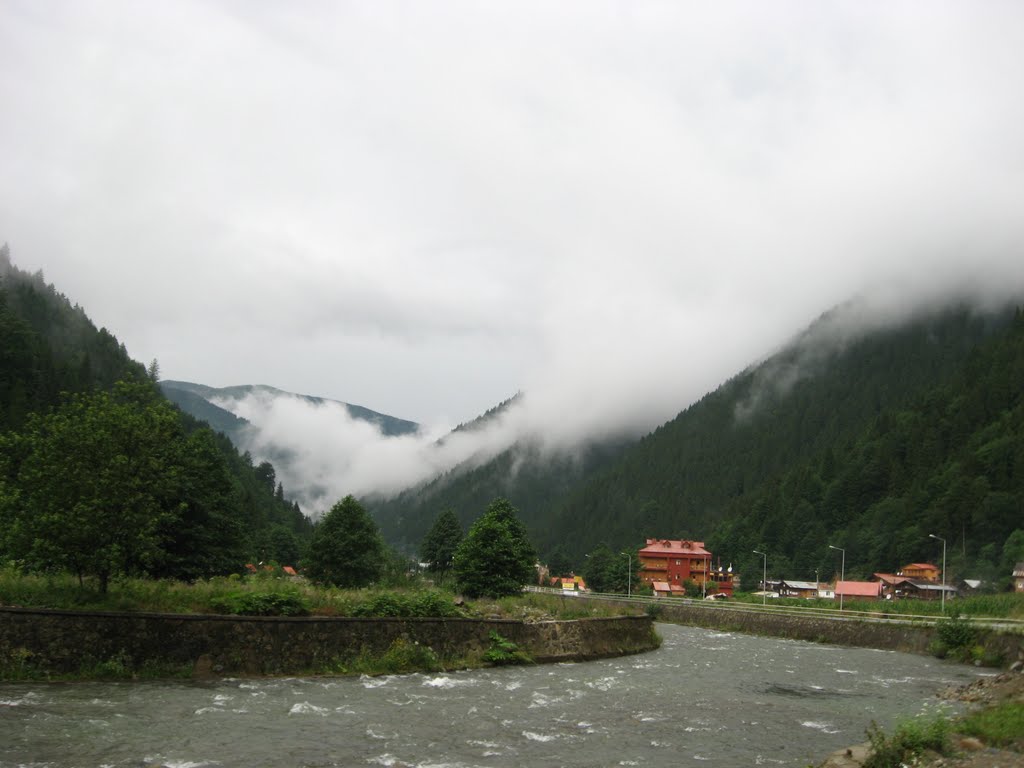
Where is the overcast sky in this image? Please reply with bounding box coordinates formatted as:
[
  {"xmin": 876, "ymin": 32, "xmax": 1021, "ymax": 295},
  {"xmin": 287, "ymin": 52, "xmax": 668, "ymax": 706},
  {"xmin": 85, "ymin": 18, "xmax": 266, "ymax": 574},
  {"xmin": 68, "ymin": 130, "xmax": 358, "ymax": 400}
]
[{"xmin": 3, "ymin": 1, "xmax": 1024, "ymax": 441}]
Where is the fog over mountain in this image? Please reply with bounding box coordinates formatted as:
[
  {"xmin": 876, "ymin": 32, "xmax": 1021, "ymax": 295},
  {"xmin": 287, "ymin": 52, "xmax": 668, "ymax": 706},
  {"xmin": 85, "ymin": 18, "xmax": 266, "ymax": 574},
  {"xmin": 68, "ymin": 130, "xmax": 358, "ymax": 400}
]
[
  {"xmin": 3, "ymin": 3, "xmax": 1024, "ymax": 514},
  {"xmin": 184, "ymin": 289, "xmax": 1023, "ymax": 518}
]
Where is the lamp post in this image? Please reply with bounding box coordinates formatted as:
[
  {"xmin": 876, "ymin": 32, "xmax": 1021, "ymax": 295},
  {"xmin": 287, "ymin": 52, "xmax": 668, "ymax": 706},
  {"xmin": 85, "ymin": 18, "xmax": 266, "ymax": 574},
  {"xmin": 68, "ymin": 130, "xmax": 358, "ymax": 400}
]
[
  {"xmin": 828, "ymin": 545, "xmax": 845, "ymax": 611},
  {"xmin": 620, "ymin": 552, "xmax": 632, "ymax": 598},
  {"xmin": 753, "ymin": 550, "xmax": 767, "ymax": 606},
  {"xmin": 929, "ymin": 533, "xmax": 947, "ymax": 615}
]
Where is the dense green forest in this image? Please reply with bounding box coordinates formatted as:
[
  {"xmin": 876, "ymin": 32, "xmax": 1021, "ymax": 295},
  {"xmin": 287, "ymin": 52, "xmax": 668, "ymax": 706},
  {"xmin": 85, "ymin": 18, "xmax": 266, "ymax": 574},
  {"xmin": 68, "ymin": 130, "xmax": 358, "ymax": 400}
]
[
  {"xmin": 373, "ymin": 438, "xmax": 629, "ymax": 555},
  {"xmin": 4, "ymin": 241, "xmax": 1021, "ymax": 595},
  {"xmin": 0, "ymin": 245, "xmax": 312, "ymax": 586},
  {"xmin": 711, "ymin": 306, "xmax": 1024, "ymax": 590},
  {"xmin": 373, "ymin": 303, "xmax": 1024, "ymax": 590}
]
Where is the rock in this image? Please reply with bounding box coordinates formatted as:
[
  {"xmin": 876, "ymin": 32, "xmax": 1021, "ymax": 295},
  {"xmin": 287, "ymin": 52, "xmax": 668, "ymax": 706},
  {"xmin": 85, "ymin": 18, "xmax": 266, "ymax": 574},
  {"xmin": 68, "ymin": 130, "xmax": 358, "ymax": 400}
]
[
  {"xmin": 1010, "ymin": 660, "xmax": 1023, "ymax": 673},
  {"xmin": 957, "ymin": 736, "xmax": 985, "ymax": 751},
  {"xmin": 192, "ymin": 654, "xmax": 215, "ymax": 679},
  {"xmin": 818, "ymin": 742, "xmax": 870, "ymax": 767}
]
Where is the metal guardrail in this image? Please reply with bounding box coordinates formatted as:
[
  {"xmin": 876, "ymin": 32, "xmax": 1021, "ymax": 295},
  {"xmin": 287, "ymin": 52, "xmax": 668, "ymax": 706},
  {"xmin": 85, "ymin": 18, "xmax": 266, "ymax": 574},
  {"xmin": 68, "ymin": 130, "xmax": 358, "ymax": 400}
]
[{"xmin": 523, "ymin": 585, "xmax": 1024, "ymax": 632}]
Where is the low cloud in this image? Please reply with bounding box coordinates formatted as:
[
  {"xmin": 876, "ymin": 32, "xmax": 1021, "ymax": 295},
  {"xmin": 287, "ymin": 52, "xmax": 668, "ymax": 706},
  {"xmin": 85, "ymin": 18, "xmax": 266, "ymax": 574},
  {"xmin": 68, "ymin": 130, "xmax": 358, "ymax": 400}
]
[
  {"xmin": 2, "ymin": 2, "xmax": 1024, "ymax": 502},
  {"xmin": 217, "ymin": 389, "xmax": 530, "ymax": 515}
]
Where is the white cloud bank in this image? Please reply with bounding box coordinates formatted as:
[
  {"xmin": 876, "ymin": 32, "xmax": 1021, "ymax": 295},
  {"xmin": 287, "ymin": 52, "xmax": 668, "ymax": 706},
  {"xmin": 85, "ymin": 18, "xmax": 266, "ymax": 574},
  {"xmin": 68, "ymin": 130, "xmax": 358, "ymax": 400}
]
[{"xmin": 2, "ymin": 2, "xmax": 1024, "ymax": 510}]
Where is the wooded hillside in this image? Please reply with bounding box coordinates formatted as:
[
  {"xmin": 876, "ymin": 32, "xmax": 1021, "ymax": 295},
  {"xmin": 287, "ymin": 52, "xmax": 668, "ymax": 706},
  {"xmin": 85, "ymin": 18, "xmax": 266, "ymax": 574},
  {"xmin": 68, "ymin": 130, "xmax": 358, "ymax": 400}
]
[
  {"xmin": 0, "ymin": 245, "xmax": 311, "ymax": 586},
  {"xmin": 374, "ymin": 303, "xmax": 1024, "ymax": 589}
]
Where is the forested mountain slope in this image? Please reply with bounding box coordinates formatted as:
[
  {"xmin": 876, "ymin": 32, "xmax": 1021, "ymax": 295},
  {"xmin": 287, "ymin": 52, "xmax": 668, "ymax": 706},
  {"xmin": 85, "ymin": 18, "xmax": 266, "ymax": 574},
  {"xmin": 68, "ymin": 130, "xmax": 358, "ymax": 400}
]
[
  {"xmin": 374, "ymin": 302, "xmax": 1023, "ymax": 582},
  {"xmin": 0, "ymin": 244, "xmax": 146, "ymax": 432},
  {"xmin": 0, "ymin": 245, "xmax": 311, "ymax": 579},
  {"xmin": 372, "ymin": 436, "xmax": 629, "ymax": 554},
  {"xmin": 159, "ymin": 382, "xmax": 251, "ymax": 443},
  {"xmin": 712, "ymin": 306, "xmax": 1024, "ymax": 589},
  {"xmin": 547, "ymin": 306, "xmax": 1018, "ymax": 556}
]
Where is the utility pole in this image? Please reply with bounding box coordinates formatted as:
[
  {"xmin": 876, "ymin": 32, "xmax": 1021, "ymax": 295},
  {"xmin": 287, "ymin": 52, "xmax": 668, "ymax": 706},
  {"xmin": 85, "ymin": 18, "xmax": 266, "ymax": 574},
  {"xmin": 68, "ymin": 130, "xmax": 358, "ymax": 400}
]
[
  {"xmin": 753, "ymin": 550, "xmax": 767, "ymax": 606},
  {"xmin": 828, "ymin": 545, "xmax": 845, "ymax": 611},
  {"xmin": 620, "ymin": 552, "xmax": 632, "ymax": 598},
  {"xmin": 929, "ymin": 533, "xmax": 947, "ymax": 615}
]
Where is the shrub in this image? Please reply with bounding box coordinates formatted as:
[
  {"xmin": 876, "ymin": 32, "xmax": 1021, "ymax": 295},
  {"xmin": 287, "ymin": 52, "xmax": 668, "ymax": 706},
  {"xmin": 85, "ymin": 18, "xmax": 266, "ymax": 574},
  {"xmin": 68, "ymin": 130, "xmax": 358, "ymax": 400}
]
[
  {"xmin": 864, "ymin": 715, "xmax": 951, "ymax": 768},
  {"xmin": 936, "ymin": 614, "xmax": 977, "ymax": 649},
  {"xmin": 350, "ymin": 590, "xmax": 462, "ymax": 618},
  {"xmin": 375, "ymin": 638, "xmax": 441, "ymax": 674},
  {"xmin": 481, "ymin": 631, "xmax": 532, "ymax": 666},
  {"xmin": 351, "ymin": 592, "xmax": 409, "ymax": 617},
  {"xmin": 931, "ymin": 614, "xmax": 979, "ymax": 661},
  {"xmin": 210, "ymin": 590, "xmax": 309, "ymax": 616},
  {"xmin": 409, "ymin": 590, "xmax": 462, "ymax": 618}
]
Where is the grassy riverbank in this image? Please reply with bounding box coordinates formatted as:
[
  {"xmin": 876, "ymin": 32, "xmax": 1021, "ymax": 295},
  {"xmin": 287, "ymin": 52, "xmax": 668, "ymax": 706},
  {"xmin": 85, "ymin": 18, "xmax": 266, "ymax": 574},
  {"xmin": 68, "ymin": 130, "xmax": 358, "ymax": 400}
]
[
  {"xmin": 819, "ymin": 670, "xmax": 1024, "ymax": 767},
  {"xmin": 0, "ymin": 566, "xmax": 642, "ymax": 621},
  {"xmin": 0, "ymin": 568, "xmax": 655, "ymax": 682},
  {"xmin": 729, "ymin": 591, "xmax": 1024, "ymax": 619}
]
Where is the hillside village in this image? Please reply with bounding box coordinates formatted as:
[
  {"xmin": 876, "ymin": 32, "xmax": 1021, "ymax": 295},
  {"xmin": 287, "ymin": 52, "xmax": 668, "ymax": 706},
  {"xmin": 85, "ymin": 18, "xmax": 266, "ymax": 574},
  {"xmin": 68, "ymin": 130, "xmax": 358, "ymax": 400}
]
[{"xmin": 550, "ymin": 537, "xmax": 1024, "ymax": 605}]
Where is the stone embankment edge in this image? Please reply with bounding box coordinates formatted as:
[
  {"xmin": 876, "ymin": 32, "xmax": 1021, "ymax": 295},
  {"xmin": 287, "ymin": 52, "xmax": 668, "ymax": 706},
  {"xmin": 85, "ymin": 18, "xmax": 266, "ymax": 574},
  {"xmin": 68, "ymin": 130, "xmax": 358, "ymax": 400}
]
[
  {"xmin": 601, "ymin": 598, "xmax": 1023, "ymax": 665},
  {"xmin": 0, "ymin": 606, "xmax": 658, "ymax": 678}
]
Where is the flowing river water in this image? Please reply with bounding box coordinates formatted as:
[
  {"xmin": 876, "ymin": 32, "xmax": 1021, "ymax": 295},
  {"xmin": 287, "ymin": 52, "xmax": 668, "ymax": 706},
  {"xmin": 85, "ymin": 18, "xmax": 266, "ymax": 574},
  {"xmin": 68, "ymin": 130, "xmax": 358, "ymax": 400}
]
[{"xmin": 1, "ymin": 623, "xmax": 986, "ymax": 768}]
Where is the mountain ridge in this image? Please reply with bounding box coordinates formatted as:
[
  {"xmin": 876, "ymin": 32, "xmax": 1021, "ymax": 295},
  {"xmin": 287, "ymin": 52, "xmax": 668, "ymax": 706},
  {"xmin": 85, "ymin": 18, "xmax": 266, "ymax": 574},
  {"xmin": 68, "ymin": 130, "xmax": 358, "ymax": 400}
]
[{"xmin": 161, "ymin": 380, "xmax": 421, "ymax": 441}]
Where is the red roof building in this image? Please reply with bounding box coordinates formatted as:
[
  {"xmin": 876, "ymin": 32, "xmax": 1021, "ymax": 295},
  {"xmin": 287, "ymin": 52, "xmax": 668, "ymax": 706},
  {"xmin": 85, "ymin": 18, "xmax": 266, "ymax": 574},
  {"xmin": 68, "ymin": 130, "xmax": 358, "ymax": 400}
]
[
  {"xmin": 834, "ymin": 580, "xmax": 882, "ymax": 599},
  {"xmin": 637, "ymin": 538, "xmax": 734, "ymax": 596}
]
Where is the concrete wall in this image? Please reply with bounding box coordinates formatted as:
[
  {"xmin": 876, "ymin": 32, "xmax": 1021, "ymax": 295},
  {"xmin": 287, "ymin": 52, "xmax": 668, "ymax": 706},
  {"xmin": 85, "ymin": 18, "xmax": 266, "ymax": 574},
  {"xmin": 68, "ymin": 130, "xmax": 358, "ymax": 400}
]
[
  {"xmin": 0, "ymin": 607, "xmax": 658, "ymax": 677},
  {"xmin": 630, "ymin": 599, "xmax": 1024, "ymax": 665}
]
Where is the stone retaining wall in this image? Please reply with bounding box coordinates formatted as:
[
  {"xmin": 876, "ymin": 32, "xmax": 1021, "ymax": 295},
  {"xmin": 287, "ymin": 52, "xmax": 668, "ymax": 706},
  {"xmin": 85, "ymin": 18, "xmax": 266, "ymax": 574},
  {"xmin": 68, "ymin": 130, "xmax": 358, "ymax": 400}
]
[
  {"xmin": 633, "ymin": 599, "xmax": 1023, "ymax": 665},
  {"xmin": 0, "ymin": 607, "xmax": 658, "ymax": 677}
]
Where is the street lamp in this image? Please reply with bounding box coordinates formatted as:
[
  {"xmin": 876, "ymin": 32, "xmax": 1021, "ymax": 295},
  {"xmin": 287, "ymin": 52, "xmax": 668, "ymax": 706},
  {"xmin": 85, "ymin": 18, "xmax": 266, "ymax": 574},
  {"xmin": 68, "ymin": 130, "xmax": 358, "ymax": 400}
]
[
  {"xmin": 752, "ymin": 550, "xmax": 767, "ymax": 606},
  {"xmin": 828, "ymin": 545, "xmax": 845, "ymax": 611},
  {"xmin": 929, "ymin": 533, "xmax": 947, "ymax": 615},
  {"xmin": 620, "ymin": 552, "xmax": 632, "ymax": 598}
]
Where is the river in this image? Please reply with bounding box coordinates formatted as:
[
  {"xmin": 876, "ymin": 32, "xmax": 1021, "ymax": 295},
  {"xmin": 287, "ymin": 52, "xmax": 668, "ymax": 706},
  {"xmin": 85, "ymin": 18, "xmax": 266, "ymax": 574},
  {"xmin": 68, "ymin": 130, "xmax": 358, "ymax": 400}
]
[{"xmin": 0, "ymin": 623, "xmax": 986, "ymax": 767}]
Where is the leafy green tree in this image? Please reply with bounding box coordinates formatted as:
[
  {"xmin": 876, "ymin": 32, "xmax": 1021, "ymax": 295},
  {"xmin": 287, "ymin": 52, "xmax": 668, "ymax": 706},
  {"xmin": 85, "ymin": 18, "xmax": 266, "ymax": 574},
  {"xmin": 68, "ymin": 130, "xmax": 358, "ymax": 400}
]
[
  {"xmin": 150, "ymin": 427, "xmax": 246, "ymax": 581},
  {"xmin": 1, "ymin": 381, "xmax": 184, "ymax": 592},
  {"xmin": 254, "ymin": 461, "xmax": 276, "ymax": 493},
  {"xmin": 268, "ymin": 525, "xmax": 303, "ymax": 566},
  {"xmin": 582, "ymin": 544, "xmax": 617, "ymax": 592},
  {"xmin": 420, "ymin": 508, "xmax": 463, "ymax": 577},
  {"xmin": 582, "ymin": 544, "xmax": 638, "ymax": 593},
  {"xmin": 545, "ymin": 545, "xmax": 573, "ymax": 578},
  {"xmin": 378, "ymin": 547, "xmax": 422, "ymax": 588},
  {"xmin": 453, "ymin": 498, "xmax": 537, "ymax": 598},
  {"xmin": 305, "ymin": 495, "xmax": 385, "ymax": 588}
]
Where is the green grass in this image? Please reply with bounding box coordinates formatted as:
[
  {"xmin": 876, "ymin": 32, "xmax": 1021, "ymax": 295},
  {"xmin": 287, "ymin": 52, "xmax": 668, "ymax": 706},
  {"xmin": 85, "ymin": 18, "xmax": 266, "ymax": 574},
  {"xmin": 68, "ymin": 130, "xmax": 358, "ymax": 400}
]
[
  {"xmin": 319, "ymin": 638, "xmax": 447, "ymax": 676},
  {"xmin": 0, "ymin": 645, "xmax": 193, "ymax": 682},
  {"xmin": 0, "ymin": 566, "xmax": 643, "ymax": 621},
  {"xmin": 863, "ymin": 713, "xmax": 952, "ymax": 768},
  {"xmin": 957, "ymin": 701, "xmax": 1024, "ymax": 749},
  {"xmin": 472, "ymin": 590, "xmax": 645, "ymax": 621},
  {"xmin": 729, "ymin": 590, "xmax": 1024, "ymax": 619}
]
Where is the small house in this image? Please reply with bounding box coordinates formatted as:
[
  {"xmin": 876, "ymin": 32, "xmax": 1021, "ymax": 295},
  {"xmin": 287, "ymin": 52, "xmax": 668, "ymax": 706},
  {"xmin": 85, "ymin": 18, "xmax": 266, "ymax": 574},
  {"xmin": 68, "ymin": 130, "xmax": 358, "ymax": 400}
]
[
  {"xmin": 898, "ymin": 563, "xmax": 941, "ymax": 582},
  {"xmin": 901, "ymin": 580, "xmax": 957, "ymax": 601},
  {"xmin": 554, "ymin": 575, "xmax": 587, "ymax": 594},
  {"xmin": 779, "ymin": 580, "xmax": 820, "ymax": 599},
  {"xmin": 834, "ymin": 581, "xmax": 882, "ymax": 600}
]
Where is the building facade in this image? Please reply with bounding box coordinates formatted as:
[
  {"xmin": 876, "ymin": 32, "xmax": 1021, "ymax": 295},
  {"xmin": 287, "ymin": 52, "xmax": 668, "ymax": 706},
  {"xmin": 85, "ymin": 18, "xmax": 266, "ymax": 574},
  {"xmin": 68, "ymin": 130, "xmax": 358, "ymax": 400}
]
[
  {"xmin": 636, "ymin": 538, "xmax": 734, "ymax": 596},
  {"xmin": 898, "ymin": 563, "xmax": 941, "ymax": 581}
]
